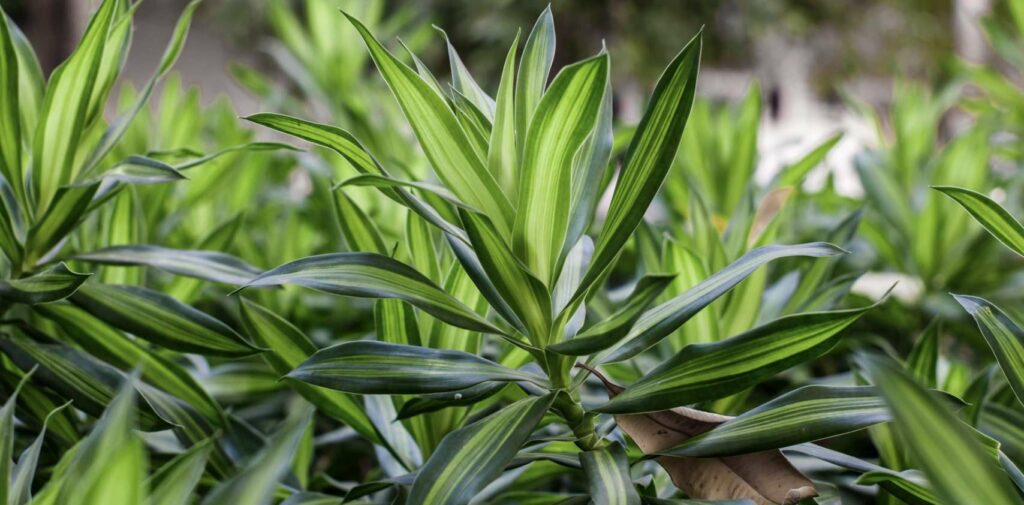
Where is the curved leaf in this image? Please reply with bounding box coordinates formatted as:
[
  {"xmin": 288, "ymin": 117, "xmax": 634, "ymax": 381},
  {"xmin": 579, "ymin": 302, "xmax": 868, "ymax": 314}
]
[
  {"xmin": 287, "ymin": 340, "xmax": 540, "ymax": 394},
  {"xmin": 0, "ymin": 263, "xmax": 90, "ymax": 304},
  {"xmin": 146, "ymin": 438, "xmax": 213, "ymax": 505},
  {"xmin": 239, "ymin": 253, "xmax": 501, "ymax": 334},
  {"xmin": 70, "ymin": 282, "xmax": 259, "ymax": 357},
  {"xmin": 954, "ymin": 294, "xmax": 1024, "ymax": 407},
  {"xmin": 581, "ymin": 442, "xmax": 640, "ymax": 505},
  {"xmin": 76, "ymin": 245, "xmax": 261, "ymax": 284},
  {"xmin": 602, "ymin": 242, "xmax": 846, "ymax": 363},
  {"xmin": 934, "ymin": 185, "xmax": 1024, "ymax": 256}
]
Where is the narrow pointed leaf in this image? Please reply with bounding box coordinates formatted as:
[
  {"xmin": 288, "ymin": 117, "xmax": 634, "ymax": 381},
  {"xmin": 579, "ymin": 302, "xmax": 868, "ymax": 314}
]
[
  {"xmin": 70, "ymin": 282, "xmax": 260, "ymax": 357},
  {"xmin": 287, "ymin": 340, "xmax": 540, "ymax": 394},
  {"xmin": 515, "ymin": 6, "xmax": 555, "ymax": 144},
  {"xmin": 10, "ymin": 403, "xmax": 70, "ymax": 505},
  {"xmin": 396, "ymin": 382, "xmax": 506, "ymax": 420},
  {"xmin": 438, "ymin": 28, "xmax": 495, "ymax": 119},
  {"xmin": 514, "ymin": 52, "xmax": 608, "ymax": 285},
  {"xmin": 550, "ymin": 274, "xmax": 674, "ymax": 356},
  {"xmin": 408, "ymin": 394, "xmax": 556, "ymax": 505},
  {"xmin": 488, "ymin": 31, "xmax": 521, "ymax": 195},
  {"xmin": 82, "ymin": 156, "xmax": 186, "ymax": 185},
  {"xmin": 332, "ymin": 189, "xmax": 387, "ymax": 254},
  {"xmin": 146, "ymin": 438, "xmax": 213, "ymax": 505},
  {"xmin": 934, "ymin": 186, "xmax": 1024, "ymax": 256},
  {"xmin": 663, "ymin": 386, "xmax": 891, "ymax": 457},
  {"xmin": 603, "ymin": 242, "xmax": 846, "ymax": 362},
  {"xmin": 576, "ymin": 31, "xmax": 702, "ymax": 301},
  {"xmin": 0, "ymin": 4, "xmax": 21, "ymax": 202},
  {"xmin": 597, "ymin": 303, "xmax": 872, "ymax": 413},
  {"xmin": 25, "ymin": 182, "xmax": 101, "ymax": 266},
  {"xmin": 239, "ymin": 253, "xmax": 501, "ymax": 334},
  {"xmin": 76, "ymin": 245, "xmax": 261, "ymax": 284}
]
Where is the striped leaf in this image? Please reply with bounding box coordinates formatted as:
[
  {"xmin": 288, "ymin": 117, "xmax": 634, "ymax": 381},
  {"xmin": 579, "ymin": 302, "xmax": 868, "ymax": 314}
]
[
  {"xmin": 857, "ymin": 353, "xmax": 1022, "ymax": 505},
  {"xmin": 575, "ymin": 30, "xmax": 701, "ymax": 302},
  {"xmin": 0, "ymin": 4, "xmax": 21, "ymax": 204},
  {"xmin": 787, "ymin": 444, "xmax": 939, "ymax": 505},
  {"xmin": 549, "ymin": 274, "xmax": 674, "ymax": 356},
  {"xmin": 237, "ymin": 297, "xmax": 380, "ymax": 443},
  {"xmin": 581, "ymin": 442, "xmax": 640, "ymax": 505},
  {"xmin": 601, "ymin": 242, "xmax": 846, "ymax": 363},
  {"xmin": 396, "ymin": 382, "xmax": 506, "ymax": 420},
  {"xmin": 201, "ymin": 407, "xmax": 313, "ymax": 505},
  {"xmin": 934, "ymin": 185, "xmax": 1024, "ymax": 256},
  {"xmin": 238, "ymin": 253, "xmax": 501, "ymax": 334},
  {"xmin": 25, "ymin": 182, "xmax": 101, "ymax": 267},
  {"xmin": 662, "ymin": 386, "xmax": 890, "ymax": 457},
  {"xmin": 344, "ymin": 12, "xmax": 514, "ymax": 237},
  {"xmin": 460, "ymin": 209, "xmax": 551, "ymax": 343},
  {"xmin": 82, "ymin": 156, "xmax": 186, "ymax": 185},
  {"xmin": 332, "ymin": 189, "xmax": 386, "ymax": 254},
  {"xmin": 0, "ymin": 179, "xmax": 24, "ymax": 266},
  {"xmin": 906, "ymin": 320, "xmax": 940, "ymax": 388},
  {"xmin": 772, "ymin": 132, "xmax": 843, "ymax": 188},
  {"xmin": 70, "ymin": 282, "xmax": 259, "ymax": 357},
  {"xmin": 287, "ymin": 340, "xmax": 541, "ymax": 394},
  {"xmin": 10, "ymin": 403, "xmax": 71, "ymax": 505},
  {"xmin": 35, "ymin": 302, "xmax": 225, "ymax": 426},
  {"xmin": 515, "ymin": 6, "xmax": 555, "ymax": 147},
  {"xmin": 488, "ymin": 31, "xmax": 520, "ymax": 196},
  {"xmin": 408, "ymin": 394, "xmax": 555, "ymax": 505},
  {"xmin": 76, "ymin": 245, "xmax": 261, "ymax": 284},
  {"xmin": 596, "ymin": 304, "xmax": 872, "ymax": 414},
  {"xmin": 146, "ymin": 438, "xmax": 213, "ymax": 505},
  {"xmin": 513, "ymin": 52, "xmax": 608, "ymax": 285},
  {"xmin": 438, "ymin": 28, "xmax": 495, "ymax": 119},
  {"xmin": 0, "ymin": 263, "xmax": 89, "ymax": 304},
  {"xmin": 0, "ymin": 368, "xmax": 25, "ymax": 505},
  {"xmin": 954, "ymin": 294, "xmax": 1024, "ymax": 407}
]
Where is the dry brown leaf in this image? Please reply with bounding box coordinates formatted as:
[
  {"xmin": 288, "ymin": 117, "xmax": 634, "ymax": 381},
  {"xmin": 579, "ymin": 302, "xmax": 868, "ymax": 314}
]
[{"xmin": 583, "ymin": 366, "xmax": 816, "ymax": 505}]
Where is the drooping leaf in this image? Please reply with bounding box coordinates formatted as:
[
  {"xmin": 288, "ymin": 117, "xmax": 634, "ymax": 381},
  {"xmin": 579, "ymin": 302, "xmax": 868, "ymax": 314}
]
[
  {"xmin": 287, "ymin": 340, "xmax": 541, "ymax": 394},
  {"xmin": 786, "ymin": 444, "xmax": 939, "ymax": 505},
  {"xmin": 857, "ymin": 353, "xmax": 1021, "ymax": 505},
  {"xmin": 954, "ymin": 294, "xmax": 1024, "ymax": 407},
  {"xmin": 596, "ymin": 302, "xmax": 873, "ymax": 414},
  {"xmin": 76, "ymin": 245, "xmax": 261, "ymax": 284},
  {"xmin": 934, "ymin": 185, "xmax": 1024, "ymax": 256},
  {"xmin": 581, "ymin": 442, "xmax": 640, "ymax": 505},
  {"xmin": 70, "ymin": 282, "xmax": 260, "ymax": 357},
  {"xmin": 602, "ymin": 242, "xmax": 845, "ymax": 363},
  {"xmin": 238, "ymin": 252, "xmax": 502, "ymax": 334},
  {"xmin": 396, "ymin": 382, "xmax": 506, "ymax": 420},
  {"xmin": 408, "ymin": 394, "xmax": 556, "ymax": 505},
  {"xmin": 0, "ymin": 263, "xmax": 90, "ymax": 304}
]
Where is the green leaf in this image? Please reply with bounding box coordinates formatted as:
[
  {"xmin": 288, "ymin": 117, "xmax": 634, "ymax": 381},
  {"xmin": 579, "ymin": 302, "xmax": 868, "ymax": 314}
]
[
  {"xmin": 146, "ymin": 438, "xmax": 213, "ymax": 505},
  {"xmin": 581, "ymin": 442, "xmax": 640, "ymax": 505},
  {"xmin": 549, "ymin": 274, "xmax": 674, "ymax": 356},
  {"xmin": 35, "ymin": 302, "xmax": 226, "ymax": 426},
  {"xmin": 70, "ymin": 282, "xmax": 260, "ymax": 357},
  {"xmin": 201, "ymin": 407, "xmax": 313, "ymax": 505},
  {"xmin": 954, "ymin": 294, "xmax": 1024, "ymax": 407},
  {"xmin": 76, "ymin": 245, "xmax": 261, "ymax": 284},
  {"xmin": 488, "ymin": 30, "xmax": 521, "ymax": 196},
  {"xmin": 0, "ymin": 4, "xmax": 22, "ymax": 204},
  {"xmin": 0, "ymin": 263, "xmax": 90, "ymax": 304},
  {"xmin": 396, "ymin": 382, "xmax": 506, "ymax": 420},
  {"xmin": 25, "ymin": 182, "xmax": 100, "ymax": 267},
  {"xmin": 772, "ymin": 132, "xmax": 843, "ymax": 188},
  {"xmin": 906, "ymin": 320, "xmax": 940, "ymax": 388},
  {"xmin": 287, "ymin": 340, "xmax": 540, "ymax": 394},
  {"xmin": 0, "ymin": 366, "xmax": 27, "ymax": 505},
  {"xmin": 575, "ymin": 30, "xmax": 702, "ymax": 301},
  {"xmin": 237, "ymin": 297, "xmax": 380, "ymax": 444},
  {"xmin": 663, "ymin": 386, "xmax": 891, "ymax": 457},
  {"xmin": 857, "ymin": 353, "xmax": 1022, "ymax": 505},
  {"xmin": 31, "ymin": 0, "xmax": 117, "ymax": 213},
  {"xmin": 596, "ymin": 303, "xmax": 873, "ymax": 414},
  {"xmin": 332, "ymin": 188, "xmax": 387, "ymax": 254},
  {"xmin": 408, "ymin": 394, "xmax": 555, "ymax": 505},
  {"xmin": 515, "ymin": 6, "xmax": 555, "ymax": 148},
  {"xmin": 437, "ymin": 28, "xmax": 495, "ymax": 119},
  {"xmin": 934, "ymin": 185, "xmax": 1024, "ymax": 256},
  {"xmin": 56, "ymin": 376, "xmax": 147, "ymax": 505},
  {"xmin": 81, "ymin": 156, "xmax": 187, "ymax": 185},
  {"xmin": 514, "ymin": 52, "xmax": 608, "ymax": 285},
  {"xmin": 460, "ymin": 209, "xmax": 551, "ymax": 343},
  {"xmin": 10, "ymin": 403, "xmax": 71, "ymax": 505},
  {"xmin": 239, "ymin": 252, "xmax": 502, "ymax": 334},
  {"xmin": 343, "ymin": 12, "xmax": 514, "ymax": 237},
  {"xmin": 602, "ymin": 242, "xmax": 846, "ymax": 363}
]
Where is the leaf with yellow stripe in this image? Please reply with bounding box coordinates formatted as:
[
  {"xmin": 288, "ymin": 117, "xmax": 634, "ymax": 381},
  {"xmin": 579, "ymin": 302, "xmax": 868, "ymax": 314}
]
[
  {"xmin": 513, "ymin": 51, "xmax": 608, "ymax": 285},
  {"xmin": 287, "ymin": 340, "xmax": 543, "ymax": 394},
  {"xmin": 581, "ymin": 442, "xmax": 640, "ymax": 505},
  {"xmin": 238, "ymin": 253, "xmax": 501, "ymax": 334},
  {"xmin": 934, "ymin": 185, "xmax": 1024, "ymax": 256},
  {"xmin": 596, "ymin": 302, "xmax": 874, "ymax": 414},
  {"xmin": 343, "ymin": 12, "xmax": 514, "ymax": 237},
  {"xmin": 408, "ymin": 394, "xmax": 555, "ymax": 505},
  {"xmin": 76, "ymin": 245, "xmax": 261, "ymax": 285},
  {"xmin": 0, "ymin": 263, "xmax": 90, "ymax": 304}
]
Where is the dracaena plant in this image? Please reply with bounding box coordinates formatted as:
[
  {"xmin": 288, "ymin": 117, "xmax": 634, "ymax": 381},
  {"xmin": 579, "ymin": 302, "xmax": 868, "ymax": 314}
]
[{"xmin": 225, "ymin": 8, "xmax": 932, "ymax": 504}]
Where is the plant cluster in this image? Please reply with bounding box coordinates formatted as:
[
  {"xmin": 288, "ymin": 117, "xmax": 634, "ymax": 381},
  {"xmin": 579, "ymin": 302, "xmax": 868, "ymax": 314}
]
[{"xmin": 0, "ymin": 1, "xmax": 1023, "ymax": 505}]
